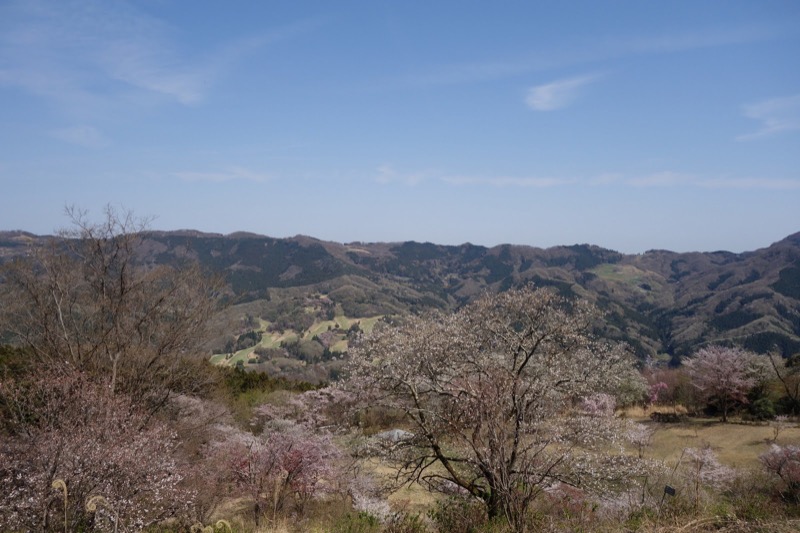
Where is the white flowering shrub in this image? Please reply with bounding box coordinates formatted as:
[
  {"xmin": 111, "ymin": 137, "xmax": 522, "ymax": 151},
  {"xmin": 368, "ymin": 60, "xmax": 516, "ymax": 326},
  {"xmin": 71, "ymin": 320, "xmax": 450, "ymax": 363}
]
[
  {"xmin": 625, "ymin": 422, "xmax": 655, "ymax": 458},
  {"xmin": 580, "ymin": 393, "xmax": 617, "ymax": 417},
  {"xmin": 680, "ymin": 446, "xmax": 737, "ymax": 510},
  {"xmin": 253, "ymin": 386, "xmax": 355, "ymax": 432},
  {"xmin": 217, "ymin": 421, "xmax": 341, "ymax": 526},
  {"xmin": 0, "ymin": 366, "xmax": 193, "ymax": 531},
  {"xmin": 350, "ymin": 492, "xmax": 392, "ymax": 522},
  {"xmin": 760, "ymin": 444, "xmax": 800, "ymax": 502}
]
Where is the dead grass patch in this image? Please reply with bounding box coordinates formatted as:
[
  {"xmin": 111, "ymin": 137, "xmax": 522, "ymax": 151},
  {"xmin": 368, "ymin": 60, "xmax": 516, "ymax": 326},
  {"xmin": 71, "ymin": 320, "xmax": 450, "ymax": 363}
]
[{"xmin": 628, "ymin": 414, "xmax": 800, "ymax": 468}]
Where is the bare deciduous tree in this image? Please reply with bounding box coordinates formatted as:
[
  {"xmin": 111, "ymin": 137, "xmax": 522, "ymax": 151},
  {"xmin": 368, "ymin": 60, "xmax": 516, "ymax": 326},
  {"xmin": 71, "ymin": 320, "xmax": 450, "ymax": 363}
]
[
  {"xmin": 347, "ymin": 286, "xmax": 647, "ymax": 531},
  {"xmin": 0, "ymin": 205, "xmax": 221, "ymax": 404},
  {"xmin": 769, "ymin": 352, "xmax": 800, "ymax": 415}
]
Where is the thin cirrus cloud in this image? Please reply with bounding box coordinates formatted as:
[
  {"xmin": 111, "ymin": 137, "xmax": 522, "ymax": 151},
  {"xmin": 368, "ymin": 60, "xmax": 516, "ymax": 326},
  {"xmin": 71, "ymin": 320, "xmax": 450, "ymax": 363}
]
[
  {"xmin": 623, "ymin": 172, "xmax": 800, "ymax": 190},
  {"xmin": 50, "ymin": 125, "xmax": 110, "ymax": 148},
  {"xmin": 442, "ymin": 175, "xmax": 574, "ymax": 187},
  {"xmin": 398, "ymin": 25, "xmax": 771, "ymax": 88},
  {"xmin": 174, "ymin": 167, "xmax": 270, "ymax": 183},
  {"xmin": 697, "ymin": 177, "xmax": 800, "ymax": 190},
  {"xmin": 0, "ymin": 0, "xmax": 204, "ymax": 108},
  {"xmin": 384, "ymin": 167, "xmax": 800, "ymax": 191},
  {"xmin": 375, "ymin": 165, "xmax": 572, "ymax": 188},
  {"xmin": 525, "ymin": 74, "xmax": 600, "ymax": 111},
  {"xmin": 736, "ymin": 94, "xmax": 800, "ymax": 141},
  {"xmin": 625, "ymin": 171, "xmax": 692, "ymax": 188},
  {"xmin": 0, "ymin": 0, "xmax": 304, "ymax": 113},
  {"xmin": 374, "ymin": 165, "xmax": 432, "ymax": 186}
]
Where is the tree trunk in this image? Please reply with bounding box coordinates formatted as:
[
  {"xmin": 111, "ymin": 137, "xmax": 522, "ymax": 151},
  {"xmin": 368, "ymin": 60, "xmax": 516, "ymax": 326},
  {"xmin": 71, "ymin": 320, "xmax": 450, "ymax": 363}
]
[
  {"xmin": 485, "ymin": 490, "xmax": 503, "ymax": 522},
  {"xmin": 486, "ymin": 489, "xmax": 521, "ymax": 530},
  {"xmin": 111, "ymin": 356, "xmax": 118, "ymax": 395}
]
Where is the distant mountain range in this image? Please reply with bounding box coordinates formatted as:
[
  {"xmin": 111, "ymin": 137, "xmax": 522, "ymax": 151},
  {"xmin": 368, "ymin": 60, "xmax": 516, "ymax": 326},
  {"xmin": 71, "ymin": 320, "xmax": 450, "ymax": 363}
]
[{"xmin": 2, "ymin": 230, "xmax": 799, "ymax": 362}]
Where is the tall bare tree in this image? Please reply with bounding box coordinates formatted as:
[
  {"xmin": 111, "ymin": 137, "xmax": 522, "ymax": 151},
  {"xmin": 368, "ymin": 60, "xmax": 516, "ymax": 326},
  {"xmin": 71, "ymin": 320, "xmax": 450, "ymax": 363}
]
[
  {"xmin": 769, "ymin": 352, "xmax": 800, "ymax": 415},
  {"xmin": 0, "ymin": 206, "xmax": 221, "ymax": 403},
  {"xmin": 347, "ymin": 286, "xmax": 647, "ymax": 531}
]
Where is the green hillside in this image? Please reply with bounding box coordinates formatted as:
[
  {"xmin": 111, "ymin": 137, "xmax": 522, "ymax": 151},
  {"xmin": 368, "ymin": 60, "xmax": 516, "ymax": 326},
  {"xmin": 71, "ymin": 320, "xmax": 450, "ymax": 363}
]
[{"xmin": 3, "ymin": 230, "xmax": 799, "ymax": 368}]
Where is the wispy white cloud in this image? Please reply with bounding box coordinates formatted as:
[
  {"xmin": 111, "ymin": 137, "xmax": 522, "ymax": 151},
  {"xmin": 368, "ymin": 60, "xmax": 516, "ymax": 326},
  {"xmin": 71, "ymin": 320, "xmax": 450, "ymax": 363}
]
[
  {"xmin": 0, "ymin": 0, "xmax": 204, "ymax": 108},
  {"xmin": 697, "ymin": 177, "xmax": 800, "ymax": 190},
  {"xmin": 374, "ymin": 165, "xmax": 431, "ymax": 186},
  {"xmin": 525, "ymin": 74, "xmax": 600, "ymax": 111},
  {"xmin": 736, "ymin": 94, "xmax": 800, "ymax": 141},
  {"xmin": 442, "ymin": 175, "xmax": 574, "ymax": 187},
  {"xmin": 400, "ymin": 60, "xmax": 533, "ymax": 87},
  {"xmin": 588, "ymin": 173, "xmax": 624, "ymax": 186},
  {"xmin": 397, "ymin": 25, "xmax": 774, "ymax": 88},
  {"xmin": 50, "ymin": 125, "xmax": 109, "ymax": 148},
  {"xmin": 622, "ymin": 172, "xmax": 800, "ymax": 190},
  {"xmin": 0, "ymin": 0, "xmax": 316, "ymax": 114},
  {"xmin": 174, "ymin": 167, "xmax": 270, "ymax": 183},
  {"xmin": 375, "ymin": 166, "xmax": 572, "ymax": 188},
  {"xmin": 623, "ymin": 26, "xmax": 774, "ymax": 56},
  {"xmin": 379, "ymin": 166, "xmax": 799, "ymax": 192},
  {"xmin": 625, "ymin": 171, "xmax": 693, "ymax": 187}
]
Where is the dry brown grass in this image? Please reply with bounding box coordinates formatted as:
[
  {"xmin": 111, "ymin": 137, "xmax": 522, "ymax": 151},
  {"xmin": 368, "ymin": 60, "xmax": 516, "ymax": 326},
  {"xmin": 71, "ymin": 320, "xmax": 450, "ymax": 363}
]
[
  {"xmin": 622, "ymin": 408, "xmax": 800, "ymax": 468},
  {"xmin": 634, "ymin": 517, "xmax": 800, "ymax": 532},
  {"xmin": 624, "ymin": 405, "xmax": 688, "ymax": 418},
  {"xmin": 366, "ymin": 458, "xmax": 441, "ymax": 514}
]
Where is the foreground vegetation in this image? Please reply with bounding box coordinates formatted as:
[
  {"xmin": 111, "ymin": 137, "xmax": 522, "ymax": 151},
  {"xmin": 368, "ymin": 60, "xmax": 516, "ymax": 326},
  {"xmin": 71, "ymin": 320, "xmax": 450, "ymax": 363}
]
[
  {"xmin": 4, "ymin": 340, "xmax": 799, "ymax": 532},
  {"xmin": 1, "ymin": 209, "xmax": 799, "ymax": 532}
]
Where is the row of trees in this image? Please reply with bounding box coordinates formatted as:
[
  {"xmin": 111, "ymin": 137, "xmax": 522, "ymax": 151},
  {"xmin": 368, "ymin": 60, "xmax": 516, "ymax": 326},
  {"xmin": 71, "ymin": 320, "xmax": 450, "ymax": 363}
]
[{"xmin": 647, "ymin": 345, "xmax": 800, "ymax": 422}]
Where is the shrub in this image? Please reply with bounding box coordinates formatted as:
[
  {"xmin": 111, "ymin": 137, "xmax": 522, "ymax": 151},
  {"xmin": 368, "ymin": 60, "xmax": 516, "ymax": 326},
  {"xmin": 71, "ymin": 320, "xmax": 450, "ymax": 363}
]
[
  {"xmin": 428, "ymin": 498, "xmax": 492, "ymax": 533},
  {"xmin": 331, "ymin": 511, "xmax": 382, "ymax": 533},
  {"xmin": 383, "ymin": 512, "xmax": 428, "ymax": 533},
  {"xmin": 761, "ymin": 444, "xmax": 800, "ymax": 503},
  {"xmin": 747, "ymin": 397, "xmax": 777, "ymax": 421},
  {"xmin": 0, "ymin": 366, "xmax": 193, "ymax": 531},
  {"xmin": 218, "ymin": 421, "xmax": 341, "ymax": 526}
]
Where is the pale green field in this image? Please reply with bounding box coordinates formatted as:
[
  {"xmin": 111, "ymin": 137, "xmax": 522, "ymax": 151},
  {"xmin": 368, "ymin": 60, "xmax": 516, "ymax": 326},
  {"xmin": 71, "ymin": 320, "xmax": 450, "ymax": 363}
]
[
  {"xmin": 592, "ymin": 263, "xmax": 665, "ymax": 288},
  {"xmin": 212, "ymin": 314, "xmax": 383, "ymax": 368},
  {"xmin": 593, "ymin": 263, "xmax": 648, "ymax": 283},
  {"xmin": 645, "ymin": 417, "xmax": 800, "ymax": 468}
]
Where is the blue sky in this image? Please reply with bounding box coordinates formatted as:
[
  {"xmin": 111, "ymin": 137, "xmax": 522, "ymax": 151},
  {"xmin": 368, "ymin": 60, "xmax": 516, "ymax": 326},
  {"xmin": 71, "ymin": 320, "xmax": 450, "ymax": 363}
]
[{"xmin": 0, "ymin": 0, "xmax": 798, "ymax": 253}]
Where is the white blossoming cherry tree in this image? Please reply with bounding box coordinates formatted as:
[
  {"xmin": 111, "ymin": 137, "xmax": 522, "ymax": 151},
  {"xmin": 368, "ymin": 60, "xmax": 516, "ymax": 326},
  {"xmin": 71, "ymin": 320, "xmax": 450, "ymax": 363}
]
[
  {"xmin": 683, "ymin": 345, "xmax": 770, "ymax": 422},
  {"xmin": 347, "ymin": 286, "xmax": 648, "ymax": 531}
]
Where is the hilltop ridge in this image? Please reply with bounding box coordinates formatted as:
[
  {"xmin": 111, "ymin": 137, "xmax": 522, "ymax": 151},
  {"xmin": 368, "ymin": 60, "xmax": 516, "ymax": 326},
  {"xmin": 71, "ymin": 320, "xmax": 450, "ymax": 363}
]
[{"xmin": 1, "ymin": 230, "xmax": 798, "ymax": 362}]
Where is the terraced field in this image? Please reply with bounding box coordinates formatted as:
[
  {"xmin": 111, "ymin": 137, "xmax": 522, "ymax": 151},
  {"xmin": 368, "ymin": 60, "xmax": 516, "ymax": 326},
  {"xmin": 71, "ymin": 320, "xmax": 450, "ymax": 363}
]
[{"xmin": 210, "ymin": 312, "xmax": 383, "ymax": 382}]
